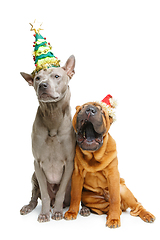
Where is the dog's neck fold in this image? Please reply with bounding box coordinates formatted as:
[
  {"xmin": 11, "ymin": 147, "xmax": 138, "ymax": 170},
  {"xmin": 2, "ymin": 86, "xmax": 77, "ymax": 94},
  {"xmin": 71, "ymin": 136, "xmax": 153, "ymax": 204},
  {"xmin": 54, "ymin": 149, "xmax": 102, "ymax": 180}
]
[
  {"xmin": 81, "ymin": 134, "xmax": 108, "ymax": 161},
  {"xmin": 76, "ymin": 133, "xmax": 117, "ymax": 173},
  {"xmin": 38, "ymin": 87, "xmax": 71, "ymax": 135}
]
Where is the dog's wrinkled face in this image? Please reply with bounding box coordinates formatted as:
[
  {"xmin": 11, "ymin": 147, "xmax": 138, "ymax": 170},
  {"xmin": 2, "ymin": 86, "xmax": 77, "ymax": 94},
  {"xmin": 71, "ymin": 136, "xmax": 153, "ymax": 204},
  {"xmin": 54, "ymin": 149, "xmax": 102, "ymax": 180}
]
[
  {"xmin": 20, "ymin": 55, "xmax": 75, "ymax": 103},
  {"xmin": 33, "ymin": 67, "xmax": 69, "ymax": 102},
  {"xmin": 74, "ymin": 103, "xmax": 109, "ymax": 151}
]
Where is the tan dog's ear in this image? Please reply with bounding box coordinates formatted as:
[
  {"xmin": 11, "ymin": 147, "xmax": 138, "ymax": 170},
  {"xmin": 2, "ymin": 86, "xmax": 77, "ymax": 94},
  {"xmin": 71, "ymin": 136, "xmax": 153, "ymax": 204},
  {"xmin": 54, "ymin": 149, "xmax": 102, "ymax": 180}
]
[
  {"xmin": 62, "ymin": 55, "xmax": 75, "ymax": 79},
  {"xmin": 102, "ymin": 108, "xmax": 113, "ymax": 132},
  {"xmin": 75, "ymin": 105, "xmax": 81, "ymax": 111},
  {"xmin": 20, "ymin": 72, "xmax": 33, "ymax": 86},
  {"xmin": 72, "ymin": 105, "xmax": 82, "ymax": 132},
  {"xmin": 109, "ymin": 116, "xmax": 113, "ymax": 125}
]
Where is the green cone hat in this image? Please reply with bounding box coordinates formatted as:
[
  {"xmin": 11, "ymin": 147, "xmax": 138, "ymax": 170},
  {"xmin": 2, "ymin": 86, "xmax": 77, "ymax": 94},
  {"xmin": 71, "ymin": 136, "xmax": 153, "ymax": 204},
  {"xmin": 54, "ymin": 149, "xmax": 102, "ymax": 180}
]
[{"xmin": 30, "ymin": 20, "xmax": 60, "ymax": 75}]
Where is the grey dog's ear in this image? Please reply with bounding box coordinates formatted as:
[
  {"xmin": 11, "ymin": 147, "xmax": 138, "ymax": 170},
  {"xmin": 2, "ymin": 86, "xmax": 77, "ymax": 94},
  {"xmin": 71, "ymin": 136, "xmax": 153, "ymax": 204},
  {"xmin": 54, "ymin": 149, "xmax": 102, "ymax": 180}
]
[
  {"xmin": 20, "ymin": 72, "xmax": 34, "ymax": 86},
  {"xmin": 62, "ymin": 55, "xmax": 75, "ymax": 79}
]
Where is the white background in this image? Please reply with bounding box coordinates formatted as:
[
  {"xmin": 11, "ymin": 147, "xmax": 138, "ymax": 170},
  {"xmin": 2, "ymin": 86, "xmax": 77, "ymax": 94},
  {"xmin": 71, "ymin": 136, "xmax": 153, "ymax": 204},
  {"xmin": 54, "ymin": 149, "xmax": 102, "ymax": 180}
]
[{"xmin": 1, "ymin": 0, "xmax": 160, "ymax": 239}]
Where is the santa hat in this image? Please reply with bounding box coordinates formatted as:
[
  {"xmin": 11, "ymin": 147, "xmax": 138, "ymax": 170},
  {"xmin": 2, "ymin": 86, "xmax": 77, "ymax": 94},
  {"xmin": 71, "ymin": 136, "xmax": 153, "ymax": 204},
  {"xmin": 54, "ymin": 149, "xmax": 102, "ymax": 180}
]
[
  {"xmin": 29, "ymin": 20, "xmax": 60, "ymax": 75},
  {"xmin": 100, "ymin": 94, "xmax": 117, "ymax": 122}
]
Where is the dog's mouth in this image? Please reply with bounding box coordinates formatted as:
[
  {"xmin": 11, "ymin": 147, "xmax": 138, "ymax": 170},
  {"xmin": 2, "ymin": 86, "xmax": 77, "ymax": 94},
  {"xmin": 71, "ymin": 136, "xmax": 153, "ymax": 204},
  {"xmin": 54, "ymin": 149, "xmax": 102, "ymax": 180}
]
[
  {"xmin": 77, "ymin": 120, "xmax": 103, "ymax": 151},
  {"xmin": 39, "ymin": 93, "xmax": 59, "ymax": 102}
]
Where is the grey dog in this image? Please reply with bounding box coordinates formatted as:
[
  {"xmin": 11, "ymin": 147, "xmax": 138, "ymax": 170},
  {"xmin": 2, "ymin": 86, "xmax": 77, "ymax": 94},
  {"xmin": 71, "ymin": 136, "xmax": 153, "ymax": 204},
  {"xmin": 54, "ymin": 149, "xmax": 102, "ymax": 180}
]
[{"xmin": 20, "ymin": 55, "xmax": 76, "ymax": 222}]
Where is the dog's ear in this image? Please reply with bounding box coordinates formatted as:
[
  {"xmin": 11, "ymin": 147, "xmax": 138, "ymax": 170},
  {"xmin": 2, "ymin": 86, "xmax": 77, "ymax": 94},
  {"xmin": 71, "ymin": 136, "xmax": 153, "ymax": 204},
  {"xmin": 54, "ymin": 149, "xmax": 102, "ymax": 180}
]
[
  {"xmin": 75, "ymin": 105, "xmax": 81, "ymax": 111},
  {"xmin": 20, "ymin": 72, "xmax": 34, "ymax": 86},
  {"xmin": 72, "ymin": 105, "xmax": 82, "ymax": 132},
  {"xmin": 109, "ymin": 116, "xmax": 113, "ymax": 125},
  {"xmin": 62, "ymin": 55, "xmax": 75, "ymax": 79}
]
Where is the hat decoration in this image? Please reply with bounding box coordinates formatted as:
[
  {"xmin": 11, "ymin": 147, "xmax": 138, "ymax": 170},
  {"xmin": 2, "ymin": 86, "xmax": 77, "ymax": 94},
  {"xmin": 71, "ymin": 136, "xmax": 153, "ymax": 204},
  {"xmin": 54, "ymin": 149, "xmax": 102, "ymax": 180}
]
[
  {"xmin": 100, "ymin": 94, "xmax": 117, "ymax": 122},
  {"xmin": 29, "ymin": 20, "xmax": 60, "ymax": 75}
]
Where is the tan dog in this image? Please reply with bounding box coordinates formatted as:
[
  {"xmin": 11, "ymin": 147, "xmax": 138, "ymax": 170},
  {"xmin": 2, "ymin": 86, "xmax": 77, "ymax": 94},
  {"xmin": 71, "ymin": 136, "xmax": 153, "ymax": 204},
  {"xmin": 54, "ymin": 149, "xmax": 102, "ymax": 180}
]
[{"xmin": 64, "ymin": 101, "xmax": 155, "ymax": 228}]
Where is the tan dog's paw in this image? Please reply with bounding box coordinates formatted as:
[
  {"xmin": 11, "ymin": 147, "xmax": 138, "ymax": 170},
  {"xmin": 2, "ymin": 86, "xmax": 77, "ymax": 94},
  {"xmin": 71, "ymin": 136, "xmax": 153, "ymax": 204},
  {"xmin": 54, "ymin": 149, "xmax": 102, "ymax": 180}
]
[
  {"xmin": 139, "ymin": 210, "xmax": 155, "ymax": 223},
  {"xmin": 38, "ymin": 213, "xmax": 50, "ymax": 223},
  {"xmin": 64, "ymin": 210, "xmax": 77, "ymax": 220},
  {"xmin": 106, "ymin": 218, "xmax": 121, "ymax": 228}
]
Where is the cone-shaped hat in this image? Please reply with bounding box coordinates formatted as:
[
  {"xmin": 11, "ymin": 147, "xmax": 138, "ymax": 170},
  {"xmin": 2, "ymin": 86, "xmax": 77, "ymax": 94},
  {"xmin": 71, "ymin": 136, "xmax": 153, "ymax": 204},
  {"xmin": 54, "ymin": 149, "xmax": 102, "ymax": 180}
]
[{"xmin": 30, "ymin": 20, "xmax": 60, "ymax": 75}]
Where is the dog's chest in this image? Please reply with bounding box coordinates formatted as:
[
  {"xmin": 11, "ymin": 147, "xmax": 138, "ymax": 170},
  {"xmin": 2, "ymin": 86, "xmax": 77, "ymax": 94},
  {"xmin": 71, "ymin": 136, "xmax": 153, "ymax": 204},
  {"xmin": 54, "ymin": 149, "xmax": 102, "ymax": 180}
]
[
  {"xmin": 32, "ymin": 105, "xmax": 74, "ymax": 184},
  {"xmin": 33, "ymin": 133, "xmax": 67, "ymax": 184},
  {"xmin": 84, "ymin": 172, "xmax": 108, "ymax": 191}
]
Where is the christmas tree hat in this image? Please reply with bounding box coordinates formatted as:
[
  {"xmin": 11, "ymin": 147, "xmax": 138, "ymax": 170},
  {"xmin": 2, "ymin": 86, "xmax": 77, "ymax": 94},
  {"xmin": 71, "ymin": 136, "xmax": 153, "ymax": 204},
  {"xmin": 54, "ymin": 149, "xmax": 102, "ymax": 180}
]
[{"xmin": 30, "ymin": 20, "xmax": 60, "ymax": 75}]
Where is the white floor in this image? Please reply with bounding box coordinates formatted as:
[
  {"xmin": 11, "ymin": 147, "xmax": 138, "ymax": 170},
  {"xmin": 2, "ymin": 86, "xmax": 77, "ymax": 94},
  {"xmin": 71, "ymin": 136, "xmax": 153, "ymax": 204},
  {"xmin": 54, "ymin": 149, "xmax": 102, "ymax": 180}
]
[{"xmin": 4, "ymin": 201, "xmax": 158, "ymax": 240}]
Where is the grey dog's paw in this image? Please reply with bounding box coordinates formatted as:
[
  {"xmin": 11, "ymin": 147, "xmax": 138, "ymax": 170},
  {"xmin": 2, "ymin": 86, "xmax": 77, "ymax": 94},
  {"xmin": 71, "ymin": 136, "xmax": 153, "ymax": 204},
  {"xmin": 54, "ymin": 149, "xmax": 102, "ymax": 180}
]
[
  {"xmin": 51, "ymin": 211, "xmax": 63, "ymax": 220},
  {"xmin": 20, "ymin": 203, "xmax": 35, "ymax": 215},
  {"xmin": 38, "ymin": 213, "xmax": 50, "ymax": 223},
  {"xmin": 80, "ymin": 206, "xmax": 91, "ymax": 217}
]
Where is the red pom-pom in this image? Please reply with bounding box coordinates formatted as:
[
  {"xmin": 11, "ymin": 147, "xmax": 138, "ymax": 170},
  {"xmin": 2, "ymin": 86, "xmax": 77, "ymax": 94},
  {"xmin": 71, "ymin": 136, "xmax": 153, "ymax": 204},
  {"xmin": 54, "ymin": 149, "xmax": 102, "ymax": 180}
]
[
  {"xmin": 33, "ymin": 34, "xmax": 36, "ymax": 37},
  {"xmin": 33, "ymin": 44, "xmax": 35, "ymax": 47},
  {"xmin": 35, "ymin": 64, "xmax": 37, "ymax": 67},
  {"xmin": 48, "ymin": 42, "xmax": 50, "ymax": 45},
  {"xmin": 44, "ymin": 37, "xmax": 46, "ymax": 40}
]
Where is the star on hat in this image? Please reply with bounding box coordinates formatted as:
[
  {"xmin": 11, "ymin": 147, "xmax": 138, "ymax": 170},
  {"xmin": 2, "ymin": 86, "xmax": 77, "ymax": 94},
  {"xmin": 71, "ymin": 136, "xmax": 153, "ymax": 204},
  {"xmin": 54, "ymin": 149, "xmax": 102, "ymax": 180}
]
[{"xmin": 30, "ymin": 20, "xmax": 43, "ymax": 34}]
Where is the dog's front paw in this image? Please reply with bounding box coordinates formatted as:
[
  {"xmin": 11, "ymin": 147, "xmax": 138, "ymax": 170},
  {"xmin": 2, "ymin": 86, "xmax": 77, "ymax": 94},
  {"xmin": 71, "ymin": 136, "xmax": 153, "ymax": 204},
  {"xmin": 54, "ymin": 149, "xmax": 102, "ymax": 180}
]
[
  {"xmin": 80, "ymin": 206, "xmax": 91, "ymax": 217},
  {"xmin": 106, "ymin": 217, "xmax": 121, "ymax": 228},
  {"xmin": 38, "ymin": 213, "xmax": 50, "ymax": 223},
  {"xmin": 64, "ymin": 210, "xmax": 77, "ymax": 220},
  {"xmin": 51, "ymin": 211, "xmax": 63, "ymax": 220}
]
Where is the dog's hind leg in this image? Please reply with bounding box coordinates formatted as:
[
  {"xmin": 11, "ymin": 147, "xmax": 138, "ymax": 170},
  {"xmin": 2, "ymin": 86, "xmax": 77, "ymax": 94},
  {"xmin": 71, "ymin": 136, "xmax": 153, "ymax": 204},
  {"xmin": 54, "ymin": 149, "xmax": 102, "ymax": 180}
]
[
  {"xmin": 80, "ymin": 202, "xmax": 91, "ymax": 217},
  {"xmin": 20, "ymin": 172, "xmax": 40, "ymax": 215},
  {"xmin": 81, "ymin": 190, "xmax": 110, "ymax": 215},
  {"xmin": 120, "ymin": 178, "xmax": 155, "ymax": 223}
]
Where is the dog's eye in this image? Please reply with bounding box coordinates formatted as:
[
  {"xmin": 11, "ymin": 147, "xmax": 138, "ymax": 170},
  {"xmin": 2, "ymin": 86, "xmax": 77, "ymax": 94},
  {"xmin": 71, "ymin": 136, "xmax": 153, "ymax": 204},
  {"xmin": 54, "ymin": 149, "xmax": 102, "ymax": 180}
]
[
  {"xmin": 35, "ymin": 76, "xmax": 40, "ymax": 81},
  {"xmin": 55, "ymin": 75, "xmax": 60, "ymax": 79}
]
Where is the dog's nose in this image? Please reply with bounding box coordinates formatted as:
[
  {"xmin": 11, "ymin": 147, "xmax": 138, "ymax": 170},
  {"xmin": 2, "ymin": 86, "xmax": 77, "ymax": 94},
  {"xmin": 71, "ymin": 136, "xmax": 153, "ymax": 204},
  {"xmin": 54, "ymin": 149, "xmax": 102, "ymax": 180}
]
[
  {"xmin": 39, "ymin": 82, "xmax": 48, "ymax": 89},
  {"xmin": 85, "ymin": 106, "xmax": 97, "ymax": 116}
]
